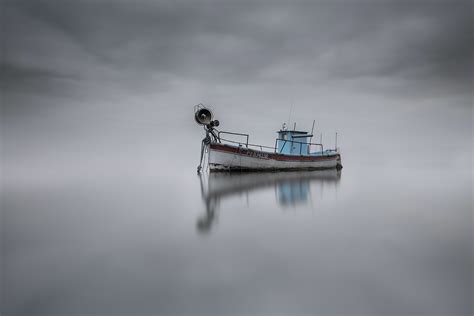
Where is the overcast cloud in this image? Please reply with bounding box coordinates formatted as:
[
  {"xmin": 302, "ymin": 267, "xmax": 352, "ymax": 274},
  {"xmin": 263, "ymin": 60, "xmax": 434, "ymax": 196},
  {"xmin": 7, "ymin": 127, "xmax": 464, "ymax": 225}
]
[
  {"xmin": 3, "ymin": 0, "xmax": 473, "ymax": 96},
  {"xmin": 1, "ymin": 0, "xmax": 473, "ymax": 176}
]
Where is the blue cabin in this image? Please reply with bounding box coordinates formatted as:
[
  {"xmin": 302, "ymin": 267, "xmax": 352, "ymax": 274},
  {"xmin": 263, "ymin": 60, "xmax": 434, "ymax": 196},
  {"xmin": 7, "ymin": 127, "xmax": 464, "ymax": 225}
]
[{"xmin": 276, "ymin": 130, "xmax": 313, "ymax": 155}]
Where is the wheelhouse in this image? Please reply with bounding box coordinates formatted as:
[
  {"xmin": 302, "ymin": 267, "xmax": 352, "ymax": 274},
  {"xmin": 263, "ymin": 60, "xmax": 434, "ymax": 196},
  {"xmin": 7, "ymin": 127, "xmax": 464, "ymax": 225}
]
[{"xmin": 276, "ymin": 130, "xmax": 313, "ymax": 155}]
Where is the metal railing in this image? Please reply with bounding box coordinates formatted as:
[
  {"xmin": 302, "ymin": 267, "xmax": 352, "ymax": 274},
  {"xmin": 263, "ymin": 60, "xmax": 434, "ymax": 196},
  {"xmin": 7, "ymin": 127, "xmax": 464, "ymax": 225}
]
[
  {"xmin": 219, "ymin": 137, "xmax": 276, "ymax": 151},
  {"xmin": 218, "ymin": 131, "xmax": 249, "ymax": 147},
  {"xmin": 216, "ymin": 130, "xmax": 328, "ymax": 155}
]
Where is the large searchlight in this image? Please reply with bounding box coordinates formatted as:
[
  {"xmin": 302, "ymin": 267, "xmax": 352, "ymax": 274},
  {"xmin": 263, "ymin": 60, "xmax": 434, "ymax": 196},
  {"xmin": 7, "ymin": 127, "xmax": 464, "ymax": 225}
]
[{"xmin": 194, "ymin": 104, "xmax": 219, "ymax": 127}]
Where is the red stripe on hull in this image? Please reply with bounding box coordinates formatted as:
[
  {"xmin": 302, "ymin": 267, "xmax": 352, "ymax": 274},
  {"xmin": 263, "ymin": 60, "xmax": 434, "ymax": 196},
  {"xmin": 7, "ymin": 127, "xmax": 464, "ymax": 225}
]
[{"xmin": 209, "ymin": 143, "xmax": 340, "ymax": 162}]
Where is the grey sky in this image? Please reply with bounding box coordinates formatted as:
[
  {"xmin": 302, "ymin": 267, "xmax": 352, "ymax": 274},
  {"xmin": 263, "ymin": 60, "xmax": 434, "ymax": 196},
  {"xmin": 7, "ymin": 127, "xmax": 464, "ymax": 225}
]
[
  {"xmin": 1, "ymin": 0, "xmax": 473, "ymax": 175},
  {"xmin": 3, "ymin": 0, "xmax": 473, "ymax": 94}
]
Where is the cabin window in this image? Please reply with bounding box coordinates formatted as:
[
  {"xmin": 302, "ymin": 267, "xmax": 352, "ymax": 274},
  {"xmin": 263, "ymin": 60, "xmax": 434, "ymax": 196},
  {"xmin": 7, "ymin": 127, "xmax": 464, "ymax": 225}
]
[{"xmin": 282, "ymin": 134, "xmax": 287, "ymax": 140}]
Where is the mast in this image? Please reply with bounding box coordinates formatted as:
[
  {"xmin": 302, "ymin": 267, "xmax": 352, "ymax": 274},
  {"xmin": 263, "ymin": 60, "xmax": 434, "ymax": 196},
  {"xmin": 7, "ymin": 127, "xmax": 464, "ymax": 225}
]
[{"xmin": 309, "ymin": 120, "xmax": 315, "ymax": 153}]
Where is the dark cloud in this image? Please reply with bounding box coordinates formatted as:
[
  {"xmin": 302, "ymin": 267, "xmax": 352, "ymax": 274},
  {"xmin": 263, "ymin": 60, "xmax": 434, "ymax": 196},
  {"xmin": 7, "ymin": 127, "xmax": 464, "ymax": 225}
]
[
  {"xmin": 1, "ymin": 61, "xmax": 80, "ymax": 95},
  {"xmin": 1, "ymin": 0, "xmax": 472, "ymax": 167},
  {"xmin": 2, "ymin": 0, "xmax": 473, "ymax": 97}
]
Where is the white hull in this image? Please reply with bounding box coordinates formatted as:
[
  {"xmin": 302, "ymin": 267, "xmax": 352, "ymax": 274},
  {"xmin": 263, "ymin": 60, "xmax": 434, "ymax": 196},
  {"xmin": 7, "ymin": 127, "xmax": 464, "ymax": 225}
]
[{"xmin": 208, "ymin": 143, "xmax": 341, "ymax": 172}]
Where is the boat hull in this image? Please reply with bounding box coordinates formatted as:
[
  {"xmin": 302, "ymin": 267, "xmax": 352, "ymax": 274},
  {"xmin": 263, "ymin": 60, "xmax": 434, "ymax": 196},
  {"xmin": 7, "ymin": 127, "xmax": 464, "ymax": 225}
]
[{"xmin": 208, "ymin": 143, "xmax": 342, "ymax": 172}]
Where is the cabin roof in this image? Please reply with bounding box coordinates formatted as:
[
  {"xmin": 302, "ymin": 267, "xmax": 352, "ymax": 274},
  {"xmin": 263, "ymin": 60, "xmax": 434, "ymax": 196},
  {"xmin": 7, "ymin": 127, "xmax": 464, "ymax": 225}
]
[{"xmin": 277, "ymin": 130, "xmax": 309, "ymax": 134}]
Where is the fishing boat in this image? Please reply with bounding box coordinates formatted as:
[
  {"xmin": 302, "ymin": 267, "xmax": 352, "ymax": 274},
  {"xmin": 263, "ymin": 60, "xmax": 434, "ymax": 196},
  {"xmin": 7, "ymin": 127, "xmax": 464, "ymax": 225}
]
[{"xmin": 194, "ymin": 104, "xmax": 342, "ymax": 173}]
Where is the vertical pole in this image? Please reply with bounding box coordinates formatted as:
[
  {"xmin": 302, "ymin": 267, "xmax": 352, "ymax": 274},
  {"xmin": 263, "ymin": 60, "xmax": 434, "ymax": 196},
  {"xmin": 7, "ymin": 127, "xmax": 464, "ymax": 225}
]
[
  {"xmin": 335, "ymin": 132, "xmax": 338, "ymax": 150},
  {"xmin": 321, "ymin": 133, "xmax": 323, "ymax": 153},
  {"xmin": 309, "ymin": 120, "xmax": 315, "ymax": 154},
  {"xmin": 293, "ymin": 122, "xmax": 296, "ymax": 131},
  {"xmin": 287, "ymin": 103, "xmax": 293, "ymax": 128}
]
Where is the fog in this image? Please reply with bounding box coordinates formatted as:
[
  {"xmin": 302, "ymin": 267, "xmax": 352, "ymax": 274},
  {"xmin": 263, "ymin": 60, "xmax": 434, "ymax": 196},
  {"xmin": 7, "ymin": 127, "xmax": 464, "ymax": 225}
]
[{"xmin": 1, "ymin": 1, "xmax": 472, "ymax": 315}]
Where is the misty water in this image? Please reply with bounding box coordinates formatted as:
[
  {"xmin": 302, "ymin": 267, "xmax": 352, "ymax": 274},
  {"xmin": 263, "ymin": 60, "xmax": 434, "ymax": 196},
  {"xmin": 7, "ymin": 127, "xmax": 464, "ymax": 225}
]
[{"xmin": 3, "ymin": 153, "xmax": 472, "ymax": 315}]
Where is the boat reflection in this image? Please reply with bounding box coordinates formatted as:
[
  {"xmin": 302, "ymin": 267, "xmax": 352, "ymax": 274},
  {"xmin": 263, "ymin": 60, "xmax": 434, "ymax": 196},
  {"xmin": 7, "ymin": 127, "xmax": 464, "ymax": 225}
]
[{"xmin": 197, "ymin": 170, "xmax": 341, "ymax": 233}]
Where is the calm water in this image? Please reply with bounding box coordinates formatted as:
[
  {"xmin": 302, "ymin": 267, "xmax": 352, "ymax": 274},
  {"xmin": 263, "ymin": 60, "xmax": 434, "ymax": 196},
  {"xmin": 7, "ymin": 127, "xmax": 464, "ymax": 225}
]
[{"xmin": 2, "ymin": 156, "xmax": 472, "ymax": 315}]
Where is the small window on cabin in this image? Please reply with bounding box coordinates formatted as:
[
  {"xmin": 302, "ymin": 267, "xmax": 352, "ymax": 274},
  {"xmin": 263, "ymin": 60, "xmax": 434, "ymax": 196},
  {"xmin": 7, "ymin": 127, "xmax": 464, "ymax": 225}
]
[{"xmin": 283, "ymin": 134, "xmax": 287, "ymax": 140}]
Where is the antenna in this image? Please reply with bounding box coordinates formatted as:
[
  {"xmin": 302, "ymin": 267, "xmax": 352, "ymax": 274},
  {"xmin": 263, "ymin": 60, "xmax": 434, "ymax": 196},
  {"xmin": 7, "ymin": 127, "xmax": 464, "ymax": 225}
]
[
  {"xmin": 335, "ymin": 131, "xmax": 338, "ymax": 150},
  {"xmin": 287, "ymin": 102, "xmax": 294, "ymax": 127},
  {"xmin": 309, "ymin": 120, "xmax": 315, "ymax": 153}
]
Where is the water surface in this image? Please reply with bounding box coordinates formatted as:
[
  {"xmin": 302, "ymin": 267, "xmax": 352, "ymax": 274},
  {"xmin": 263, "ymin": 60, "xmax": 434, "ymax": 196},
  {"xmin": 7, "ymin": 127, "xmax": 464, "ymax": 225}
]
[{"xmin": 2, "ymin": 156, "xmax": 472, "ymax": 315}]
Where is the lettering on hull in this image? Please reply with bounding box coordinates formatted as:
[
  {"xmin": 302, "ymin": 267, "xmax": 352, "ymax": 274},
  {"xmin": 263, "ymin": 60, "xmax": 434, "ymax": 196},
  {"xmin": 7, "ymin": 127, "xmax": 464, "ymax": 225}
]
[{"xmin": 245, "ymin": 150, "xmax": 269, "ymax": 159}]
